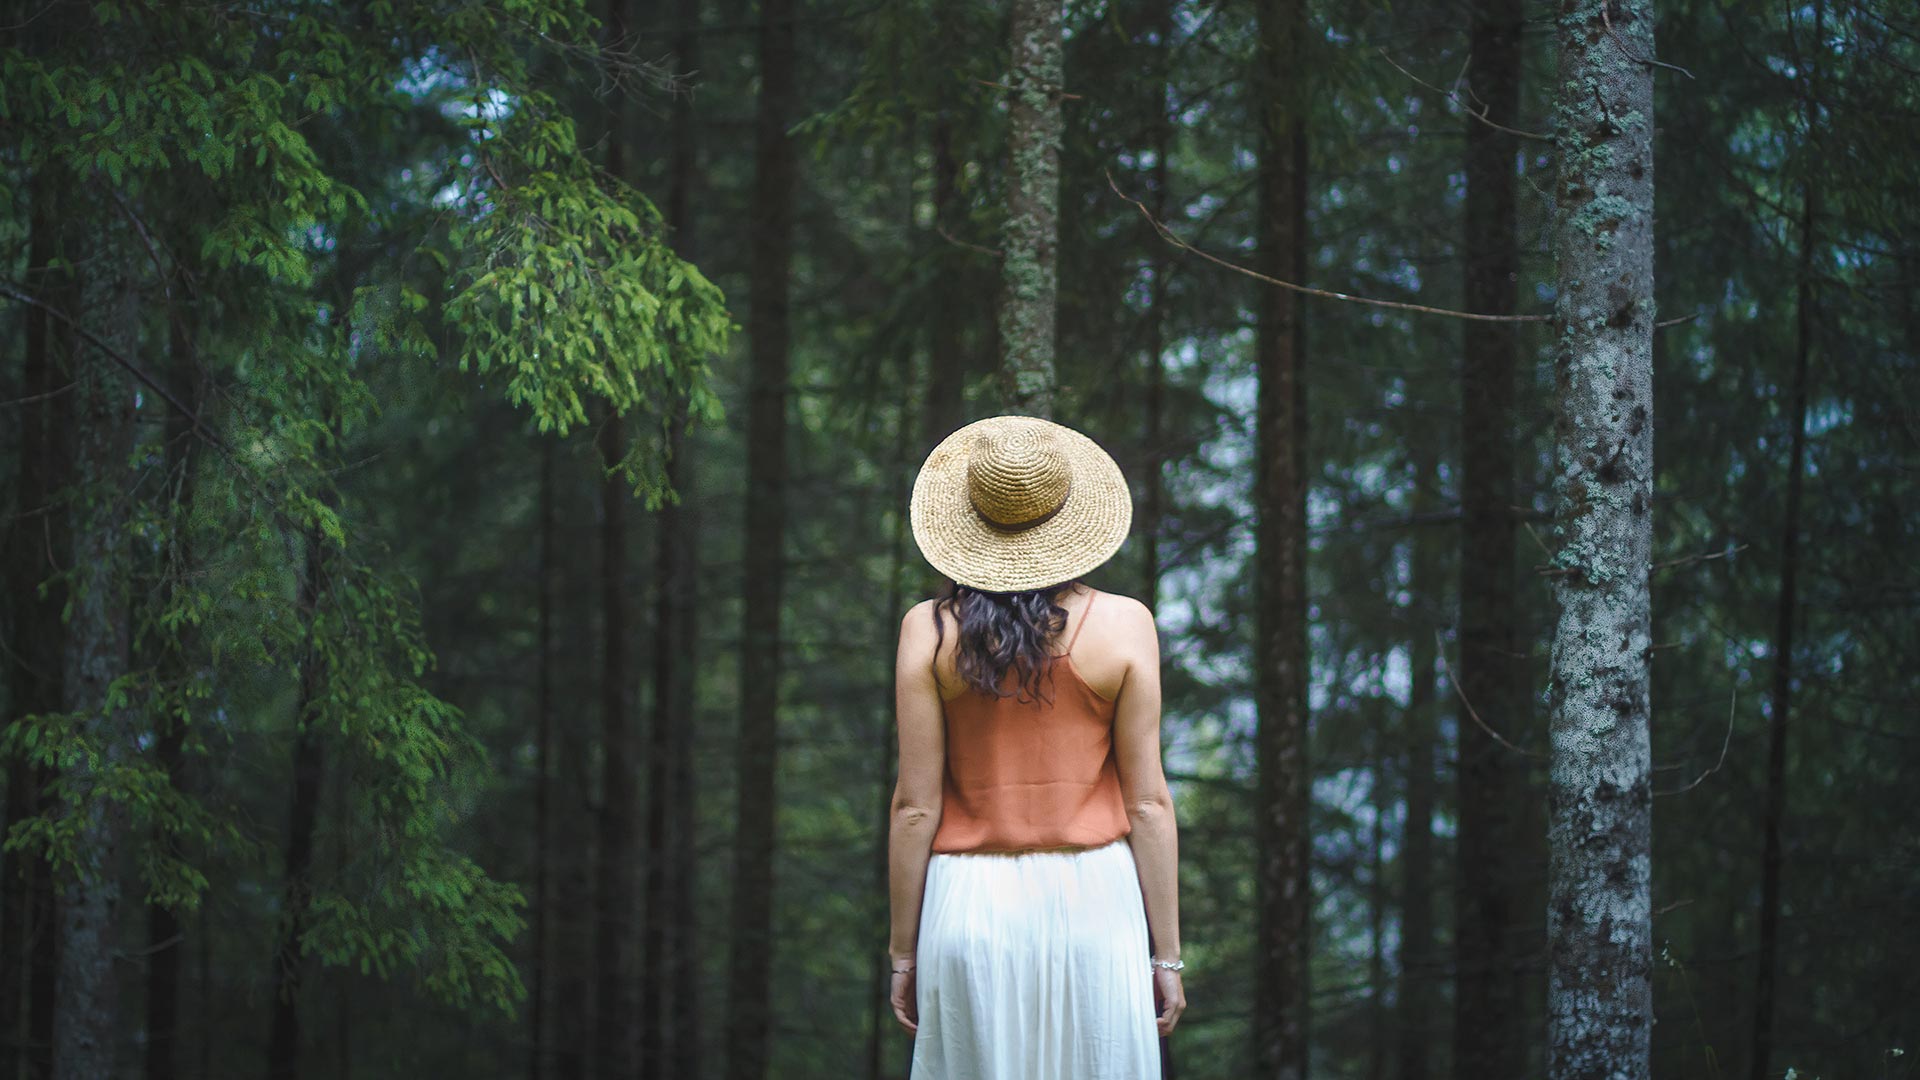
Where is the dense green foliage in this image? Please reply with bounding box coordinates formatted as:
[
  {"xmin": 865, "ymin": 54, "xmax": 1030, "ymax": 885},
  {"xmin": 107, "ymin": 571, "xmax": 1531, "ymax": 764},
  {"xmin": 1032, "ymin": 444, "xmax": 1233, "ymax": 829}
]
[{"xmin": 1, "ymin": 0, "xmax": 1915, "ymax": 1077}]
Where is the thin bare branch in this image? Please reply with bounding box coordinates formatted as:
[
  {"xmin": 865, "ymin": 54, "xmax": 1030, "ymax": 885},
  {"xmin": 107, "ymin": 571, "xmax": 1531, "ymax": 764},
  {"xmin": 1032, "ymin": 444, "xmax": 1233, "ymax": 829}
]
[
  {"xmin": 1601, "ymin": 6, "xmax": 1696, "ymax": 79},
  {"xmin": 1434, "ymin": 629, "xmax": 1546, "ymax": 758},
  {"xmin": 1376, "ymin": 48, "xmax": 1553, "ymax": 142},
  {"xmin": 0, "ymin": 284, "xmax": 230, "ymax": 455},
  {"xmin": 937, "ymin": 226, "xmax": 1001, "ymax": 259},
  {"xmin": 1108, "ymin": 172, "xmax": 1555, "ymax": 324},
  {"xmin": 1656, "ymin": 682, "xmax": 1736, "ymax": 796},
  {"xmin": 1652, "ymin": 542, "xmax": 1748, "ymax": 574}
]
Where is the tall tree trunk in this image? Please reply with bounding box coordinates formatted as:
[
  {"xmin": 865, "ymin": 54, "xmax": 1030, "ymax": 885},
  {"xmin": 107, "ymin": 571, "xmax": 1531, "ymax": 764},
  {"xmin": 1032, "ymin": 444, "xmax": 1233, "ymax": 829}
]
[
  {"xmin": 593, "ymin": 401, "xmax": 639, "ymax": 1079},
  {"xmin": 1252, "ymin": 1, "xmax": 1311, "ymax": 1075},
  {"xmin": 924, "ymin": 111, "xmax": 966, "ymax": 449},
  {"xmin": 1144, "ymin": 7, "xmax": 1175, "ymax": 1075},
  {"xmin": 643, "ymin": 8, "xmax": 705, "ymax": 1073},
  {"xmin": 1140, "ymin": 0, "xmax": 1172, "ymax": 613},
  {"xmin": 552, "ymin": 557, "xmax": 594, "ymax": 1080},
  {"xmin": 1546, "ymin": 1, "xmax": 1657, "ymax": 1076},
  {"xmin": 724, "ymin": 0, "xmax": 795, "ymax": 1075},
  {"xmin": 4, "ymin": 177, "xmax": 72, "ymax": 1080},
  {"xmin": 999, "ymin": 0, "xmax": 1064, "ymax": 417},
  {"xmin": 528, "ymin": 439, "xmax": 558, "ymax": 1080},
  {"xmin": 266, "ymin": 528, "xmax": 329, "ymax": 1080},
  {"xmin": 1454, "ymin": 0, "xmax": 1528, "ymax": 1074},
  {"xmin": 146, "ymin": 306, "xmax": 202, "ymax": 1080},
  {"xmin": 1397, "ymin": 441, "xmax": 1441, "ymax": 1080},
  {"xmin": 865, "ymin": 383, "xmax": 916, "ymax": 1080},
  {"xmin": 144, "ymin": 755, "xmax": 182, "ymax": 1080},
  {"xmin": 594, "ymin": 1, "xmax": 641, "ymax": 1073},
  {"xmin": 1368, "ymin": 733, "xmax": 1388, "ymax": 1080},
  {"xmin": 1750, "ymin": 6, "xmax": 1820, "ymax": 1075},
  {"xmin": 52, "ymin": 255, "xmax": 140, "ymax": 1080}
]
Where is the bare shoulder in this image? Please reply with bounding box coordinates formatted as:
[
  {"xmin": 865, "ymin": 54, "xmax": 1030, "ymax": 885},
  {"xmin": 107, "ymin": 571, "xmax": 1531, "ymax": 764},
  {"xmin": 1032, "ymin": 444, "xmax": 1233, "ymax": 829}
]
[
  {"xmin": 900, "ymin": 598, "xmax": 938, "ymax": 639},
  {"xmin": 1093, "ymin": 590, "xmax": 1157, "ymax": 636},
  {"xmin": 900, "ymin": 598, "xmax": 954, "ymax": 655}
]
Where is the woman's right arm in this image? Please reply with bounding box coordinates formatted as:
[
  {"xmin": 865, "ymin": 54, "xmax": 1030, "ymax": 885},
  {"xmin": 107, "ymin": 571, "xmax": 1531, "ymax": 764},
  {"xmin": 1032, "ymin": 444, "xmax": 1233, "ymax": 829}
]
[
  {"xmin": 1112, "ymin": 598, "xmax": 1185, "ymax": 1035},
  {"xmin": 887, "ymin": 601, "xmax": 946, "ymax": 1032}
]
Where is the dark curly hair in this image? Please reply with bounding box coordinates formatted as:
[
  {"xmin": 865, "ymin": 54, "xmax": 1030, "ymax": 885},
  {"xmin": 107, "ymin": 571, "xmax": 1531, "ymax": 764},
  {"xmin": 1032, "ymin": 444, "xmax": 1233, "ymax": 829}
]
[{"xmin": 929, "ymin": 576, "xmax": 1086, "ymax": 706}]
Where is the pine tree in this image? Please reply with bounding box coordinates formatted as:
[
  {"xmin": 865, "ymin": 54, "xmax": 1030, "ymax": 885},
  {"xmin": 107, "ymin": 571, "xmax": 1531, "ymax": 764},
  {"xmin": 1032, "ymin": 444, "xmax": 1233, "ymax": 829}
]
[{"xmin": 1545, "ymin": 0, "xmax": 1658, "ymax": 1075}]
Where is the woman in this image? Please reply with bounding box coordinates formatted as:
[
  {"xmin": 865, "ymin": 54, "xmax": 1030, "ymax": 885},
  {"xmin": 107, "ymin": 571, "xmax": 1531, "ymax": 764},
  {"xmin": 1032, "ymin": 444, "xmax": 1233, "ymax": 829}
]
[{"xmin": 886, "ymin": 414, "xmax": 1186, "ymax": 1078}]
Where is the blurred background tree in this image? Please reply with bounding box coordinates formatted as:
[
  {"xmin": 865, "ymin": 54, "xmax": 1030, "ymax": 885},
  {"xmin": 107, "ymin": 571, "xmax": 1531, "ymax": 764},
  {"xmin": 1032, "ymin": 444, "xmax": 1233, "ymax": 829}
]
[{"xmin": 0, "ymin": 0, "xmax": 1914, "ymax": 1078}]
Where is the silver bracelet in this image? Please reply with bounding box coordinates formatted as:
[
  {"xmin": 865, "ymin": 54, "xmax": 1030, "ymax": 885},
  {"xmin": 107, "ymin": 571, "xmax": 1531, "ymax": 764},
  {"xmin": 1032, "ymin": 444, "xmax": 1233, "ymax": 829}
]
[{"xmin": 1150, "ymin": 956, "xmax": 1184, "ymax": 972}]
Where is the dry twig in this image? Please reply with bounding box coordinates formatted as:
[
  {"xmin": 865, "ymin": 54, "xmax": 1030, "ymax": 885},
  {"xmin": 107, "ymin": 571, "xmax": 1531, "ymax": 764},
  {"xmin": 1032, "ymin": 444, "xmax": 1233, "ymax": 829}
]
[
  {"xmin": 1434, "ymin": 629, "xmax": 1545, "ymax": 758},
  {"xmin": 1375, "ymin": 48, "xmax": 1553, "ymax": 143},
  {"xmin": 1108, "ymin": 171, "xmax": 1554, "ymax": 324}
]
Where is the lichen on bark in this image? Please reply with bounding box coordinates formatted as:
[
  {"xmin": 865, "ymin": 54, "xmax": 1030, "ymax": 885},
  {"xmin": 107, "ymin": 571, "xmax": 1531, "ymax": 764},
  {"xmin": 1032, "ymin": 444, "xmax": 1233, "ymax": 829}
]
[
  {"xmin": 1546, "ymin": 0, "xmax": 1659, "ymax": 1077},
  {"xmin": 998, "ymin": 0, "xmax": 1064, "ymax": 417}
]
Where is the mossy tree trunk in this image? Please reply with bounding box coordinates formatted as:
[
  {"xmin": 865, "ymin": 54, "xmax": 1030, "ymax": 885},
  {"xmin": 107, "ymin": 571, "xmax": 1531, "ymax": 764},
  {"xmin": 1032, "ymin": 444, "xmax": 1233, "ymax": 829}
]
[
  {"xmin": 1546, "ymin": 0, "xmax": 1658, "ymax": 1075},
  {"xmin": 999, "ymin": 0, "xmax": 1063, "ymax": 418}
]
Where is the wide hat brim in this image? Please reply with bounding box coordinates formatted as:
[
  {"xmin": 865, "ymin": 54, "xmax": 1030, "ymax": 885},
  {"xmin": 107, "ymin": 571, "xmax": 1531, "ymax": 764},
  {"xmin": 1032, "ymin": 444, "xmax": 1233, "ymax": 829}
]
[{"xmin": 910, "ymin": 414, "xmax": 1133, "ymax": 593}]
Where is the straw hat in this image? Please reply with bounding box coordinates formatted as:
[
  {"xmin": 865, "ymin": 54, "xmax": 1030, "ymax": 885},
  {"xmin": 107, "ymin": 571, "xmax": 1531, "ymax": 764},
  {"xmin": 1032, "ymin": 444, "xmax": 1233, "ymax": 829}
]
[{"xmin": 910, "ymin": 414, "xmax": 1133, "ymax": 593}]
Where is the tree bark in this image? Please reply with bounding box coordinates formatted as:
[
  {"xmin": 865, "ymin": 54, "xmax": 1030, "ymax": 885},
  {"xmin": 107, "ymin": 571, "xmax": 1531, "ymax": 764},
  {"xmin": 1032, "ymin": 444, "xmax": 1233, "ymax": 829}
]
[
  {"xmin": 999, "ymin": 0, "xmax": 1064, "ymax": 417},
  {"xmin": 924, "ymin": 110, "xmax": 966, "ymax": 450},
  {"xmin": 528, "ymin": 439, "xmax": 558, "ymax": 1080},
  {"xmin": 52, "ymin": 255, "xmax": 140, "ymax": 1080},
  {"xmin": 866, "ymin": 385, "xmax": 916, "ymax": 1080},
  {"xmin": 1546, "ymin": 1, "xmax": 1658, "ymax": 1076},
  {"xmin": 1397, "ymin": 440, "xmax": 1440, "ymax": 1080},
  {"xmin": 644, "ymin": 7, "xmax": 706, "ymax": 1067},
  {"xmin": 1750, "ymin": 6, "xmax": 1820, "ymax": 1076},
  {"xmin": 1454, "ymin": 0, "xmax": 1529, "ymax": 1074},
  {"xmin": 1368, "ymin": 731, "xmax": 1388, "ymax": 1080},
  {"xmin": 593, "ymin": 400, "xmax": 639, "ymax": 1079},
  {"xmin": 724, "ymin": 0, "xmax": 794, "ymax": 1076},
  {"xmin": 266, "ymin": 528, "xmax": 329, "ymax": 1080},
  {"xmin": 146, "ymin": 301, "xmax": 203, "ymax": 1080},
  {"xmin": 552, "ymin": 539, "xmax": 594, "ymax": 1080},
  {"xmin": 1140, "ymin": 0, "xmax": 1172, "ymax": 615},
  {"xmin": 1252, "ymin": 1, "xmax": 1311, "ymax": 1075},
  {"xmin": 4, "ymin": 176, "xmax": 72, "ymax": 1080},
  {"xmin": 593, "ymin": 1, "xmax": 641, "ymax": 1073}
]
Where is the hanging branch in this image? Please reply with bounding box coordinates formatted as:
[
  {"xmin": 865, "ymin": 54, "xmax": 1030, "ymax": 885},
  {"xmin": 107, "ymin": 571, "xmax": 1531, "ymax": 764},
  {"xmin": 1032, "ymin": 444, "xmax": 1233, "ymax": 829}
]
[
  {"xmin": 1108, "ymin": 171, "xmax": 1554, "ymax": 324},
  {"xmin": 1375, "ymin": 49, "xmax": 1554, "ymax": 143},
  {"xmin": 1601, "ymin": 6, "xmax": 1695, "ymax": 80},
  {"xmin": 1434, "ymin": 629, "xmax": 1545, "ymax": 758},
  {"xmin": 1656, "ymin": 681, "xmax": 1736, "ymax": 797},
  {"xmin": 0, "ymin": 283, "xmax": 231, "ymax": 455},
  {"xmin": 1110, "ymin": 172, "xmax": 1707, "ymax": 332}
]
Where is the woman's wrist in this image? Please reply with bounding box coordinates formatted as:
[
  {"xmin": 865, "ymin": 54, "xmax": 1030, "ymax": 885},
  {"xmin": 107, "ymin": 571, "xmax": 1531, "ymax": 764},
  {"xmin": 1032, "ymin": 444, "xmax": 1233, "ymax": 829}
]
[{"xmin": 888, "ymin": 947, "xmax": 915, "ymax": 970}]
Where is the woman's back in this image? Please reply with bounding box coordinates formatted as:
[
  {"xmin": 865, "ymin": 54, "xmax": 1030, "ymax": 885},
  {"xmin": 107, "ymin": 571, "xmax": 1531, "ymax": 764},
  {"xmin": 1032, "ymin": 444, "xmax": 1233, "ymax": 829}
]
[
  {"xmin": 929, "ymin": 587, "xmax": 1130, "ymax": 854},
  {"xmin": 891, "ymin": 415, "xmax": 1183, "ymax": 1074}
]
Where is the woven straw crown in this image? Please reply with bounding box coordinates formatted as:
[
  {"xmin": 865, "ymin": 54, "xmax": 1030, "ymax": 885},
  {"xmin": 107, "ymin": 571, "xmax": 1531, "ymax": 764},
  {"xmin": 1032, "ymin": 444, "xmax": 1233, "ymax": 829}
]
[
  {"xmin": 967, "ymin": 428, "xmax": 1071, "ymax": 529},
  {"xmin": 910, "ymin": 415, "xmax": 1132, "ymax": 593}
]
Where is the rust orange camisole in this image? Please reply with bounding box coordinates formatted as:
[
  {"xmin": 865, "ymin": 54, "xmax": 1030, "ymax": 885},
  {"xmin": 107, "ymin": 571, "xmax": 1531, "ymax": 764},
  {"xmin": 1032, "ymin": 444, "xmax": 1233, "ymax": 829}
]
[{"xmin": 929, "ymin": 589, "xmax": 1132, "ymax": 855}]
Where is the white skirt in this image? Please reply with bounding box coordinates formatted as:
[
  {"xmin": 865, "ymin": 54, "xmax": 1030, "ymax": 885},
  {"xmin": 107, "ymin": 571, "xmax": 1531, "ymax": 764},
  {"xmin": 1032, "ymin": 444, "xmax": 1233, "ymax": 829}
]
[{"xmin": 911, "ymin": 836, "xmax": 1161, "ymax": 1079}]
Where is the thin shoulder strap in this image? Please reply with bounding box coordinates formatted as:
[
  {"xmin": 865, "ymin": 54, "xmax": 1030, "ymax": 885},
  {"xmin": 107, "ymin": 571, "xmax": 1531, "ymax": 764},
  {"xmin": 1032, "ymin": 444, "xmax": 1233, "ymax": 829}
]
[{"xmin": 1064, "ymin": 588, "xmax": 1098, "ymax": 656}]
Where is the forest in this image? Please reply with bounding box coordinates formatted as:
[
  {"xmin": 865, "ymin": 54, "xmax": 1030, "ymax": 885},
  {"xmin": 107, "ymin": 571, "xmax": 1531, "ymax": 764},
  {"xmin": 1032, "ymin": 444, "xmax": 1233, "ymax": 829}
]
[{"xmin": 0, "ymin": 0, "xmax": 1915, "ymax": 1078}]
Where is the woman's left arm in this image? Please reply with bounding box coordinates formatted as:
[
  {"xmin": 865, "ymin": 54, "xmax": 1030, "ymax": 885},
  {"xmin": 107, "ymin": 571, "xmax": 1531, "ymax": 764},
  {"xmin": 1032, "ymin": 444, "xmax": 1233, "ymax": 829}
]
[{"xmin": 888, "ymin": 601, "xmax": 946, "ymax": 968}]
